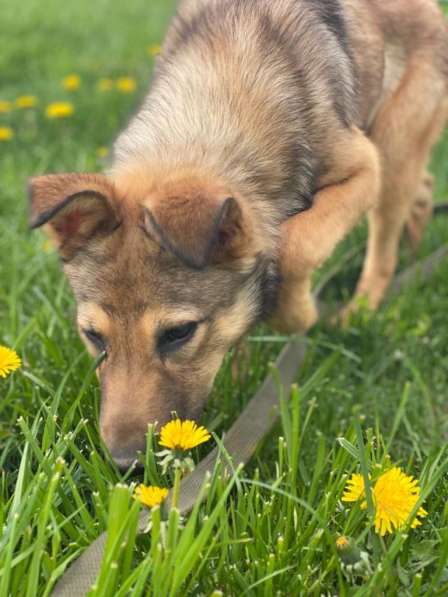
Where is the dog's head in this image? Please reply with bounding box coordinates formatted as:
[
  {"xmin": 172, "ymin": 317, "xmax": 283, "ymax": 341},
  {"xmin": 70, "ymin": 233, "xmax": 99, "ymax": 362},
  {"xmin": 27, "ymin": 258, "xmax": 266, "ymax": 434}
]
[{"xmin": 29, "ymin": 171, "xmax": 278, "ymax": 467}]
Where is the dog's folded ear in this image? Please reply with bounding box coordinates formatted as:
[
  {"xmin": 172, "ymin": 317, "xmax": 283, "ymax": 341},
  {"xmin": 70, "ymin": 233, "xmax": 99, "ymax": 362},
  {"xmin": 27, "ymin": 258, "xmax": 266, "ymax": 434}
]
[
  {"xmin": 28, "ymin": 173, "xmax": 120, "ymax": 259},
  {"xmin": 143, "ymin": 193, "xmax": 252, "ymax": 269}
]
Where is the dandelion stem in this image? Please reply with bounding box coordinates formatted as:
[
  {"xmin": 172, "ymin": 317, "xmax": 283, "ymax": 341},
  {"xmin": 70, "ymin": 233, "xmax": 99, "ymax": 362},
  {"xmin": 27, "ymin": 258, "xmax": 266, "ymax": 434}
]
[
  {"xmin": 171, "ymin": 464, "xmax": 182, "ymax": 509},
  {"xmin": 354, "ymin": 416, "xmax": 383, "ymax": 558}
]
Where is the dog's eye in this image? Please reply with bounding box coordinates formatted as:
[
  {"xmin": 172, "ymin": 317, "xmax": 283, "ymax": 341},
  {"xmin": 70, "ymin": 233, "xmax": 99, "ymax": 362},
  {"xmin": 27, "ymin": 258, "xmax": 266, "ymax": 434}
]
[
  {"xmin": 158, "ymin": 321, "xmax": 198, "ymax": 354},
  {"xmin": 83, "ymin": 329, "xmax": 107, "ymax": 352}
]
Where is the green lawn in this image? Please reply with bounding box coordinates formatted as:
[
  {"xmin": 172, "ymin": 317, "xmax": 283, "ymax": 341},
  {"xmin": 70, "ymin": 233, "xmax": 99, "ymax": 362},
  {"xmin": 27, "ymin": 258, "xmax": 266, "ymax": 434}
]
[{"xmin": 1, "ymin": 1, "xmax": 448, "ymax": 595}]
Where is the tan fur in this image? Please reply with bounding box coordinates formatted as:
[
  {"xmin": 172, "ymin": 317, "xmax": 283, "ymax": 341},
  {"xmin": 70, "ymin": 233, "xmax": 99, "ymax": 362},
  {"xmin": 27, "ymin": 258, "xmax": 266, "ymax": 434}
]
[
  {"xmin": 28, "ymin": 0, "xmax": 447, "ymax": 466},
  {"xmin": 271, "ymin": 0, "xmax": 448, "ymax": 328},
  {"xmin": 270, "ymin": 127, "xmax": 381, "ymax": 332},
  {"xmin": 77, "ymin": 304, "xmax": 112, "ymax": 346},
  {"xmin": 406, "ymin": 172, "xmax": 435, "ymax": 251}
]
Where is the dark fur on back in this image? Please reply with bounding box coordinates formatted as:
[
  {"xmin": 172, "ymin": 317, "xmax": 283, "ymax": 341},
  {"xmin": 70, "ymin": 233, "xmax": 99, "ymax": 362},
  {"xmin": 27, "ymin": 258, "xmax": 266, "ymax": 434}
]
[
  {"xmin": 303, "ymin": 0, "xmax": 357, "ymax": 126},
  {"xmin": 305, "ymin": 0, "xmax": 349, "ymax": 55}
]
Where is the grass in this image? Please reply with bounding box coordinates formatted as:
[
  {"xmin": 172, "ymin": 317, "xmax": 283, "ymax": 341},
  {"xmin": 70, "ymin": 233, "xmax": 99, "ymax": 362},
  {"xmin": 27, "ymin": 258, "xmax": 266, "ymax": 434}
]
[{"xmin": 1, "ymin": 0, "xmax": 448, "ymax": 594}]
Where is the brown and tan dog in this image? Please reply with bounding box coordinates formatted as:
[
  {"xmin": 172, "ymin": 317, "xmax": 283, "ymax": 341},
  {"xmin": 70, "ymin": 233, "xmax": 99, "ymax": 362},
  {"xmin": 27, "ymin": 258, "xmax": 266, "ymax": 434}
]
[{"xmin": 29, "ymin": 0, "xmax": 447, "ymax": 467}]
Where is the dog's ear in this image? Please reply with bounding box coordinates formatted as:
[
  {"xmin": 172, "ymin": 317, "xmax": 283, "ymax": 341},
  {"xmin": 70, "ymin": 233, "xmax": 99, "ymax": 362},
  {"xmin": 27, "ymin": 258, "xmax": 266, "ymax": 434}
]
[
  {"xmin": 143, "ymin": 194, "xmax": 251, "ymax": 269},
  {"xmin": 28, "ymin": 173, "xmax": 120, "ymax": 259}
]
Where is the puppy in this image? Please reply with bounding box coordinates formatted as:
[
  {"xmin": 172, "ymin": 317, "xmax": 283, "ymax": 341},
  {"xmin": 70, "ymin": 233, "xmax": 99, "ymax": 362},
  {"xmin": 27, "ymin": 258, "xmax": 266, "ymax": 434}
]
[{"xmin": 29, "ymin": 0, "xmax": 448, "ymax": 467}]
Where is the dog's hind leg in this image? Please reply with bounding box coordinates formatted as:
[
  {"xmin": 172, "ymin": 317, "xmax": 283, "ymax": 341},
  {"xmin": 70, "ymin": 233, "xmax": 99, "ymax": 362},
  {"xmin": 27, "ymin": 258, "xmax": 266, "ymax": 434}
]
[
  {"xmin": 405, "ymin": 171, "xmax": 434, "ymax": 252},
  {"xmin": 347, "ymin": 58, "xmax": 447, "ymax": 313}
]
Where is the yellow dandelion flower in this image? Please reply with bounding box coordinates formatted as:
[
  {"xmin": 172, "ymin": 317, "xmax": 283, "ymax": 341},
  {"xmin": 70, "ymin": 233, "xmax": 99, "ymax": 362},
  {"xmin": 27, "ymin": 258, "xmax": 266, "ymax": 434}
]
[
  {"xmin": 96, "ymin": 146, "xmax": 109, "ymax": 158},
  {"xmin": 0, "ymin": 127, "xmax": 14, "ymax": 141},
  {"xmin": 372, "ymin": 467, "xmax": 427, "ymax": 536},
  {"xmin": 147, "ymin": 43, "xmax": 162, "ymax": 57},
  {"xmin": 62, "ymin": 74, "xmax": 81, "ymax": 91},
  {"xmin": 16, "ymin": 95, "xmax": 38, "ymax": 109},
  {"xmin": 0, "ymin": 100, "xmax": 12, "ymax": 113},
  {"xmin": 97, "ymin": 78, "xmax": 113, "ymax": 92},
  {"xmin": 0, "ymin": 346, "xmax": 22, "ymax": 378},
  {"xmin": 160, "ymin": 419, "xmax": 211, "ymax": 451},
  {"xmin": 342, "ymin": 473, "xmax": 366, "ymax": 503},
  {"xmin": 134, "ymin": 485, "xmax": 168, "ymax": 508},
  {"xmin": 46, "ymin": 102, "xmax": 74, "ymax": 119},
  {"xmin": 335, "ymin": 536, "xmax": 350, "ymax": 550},
  {"xmin": 116, "ymin": 77, "xmax": 137, "ymax": 93},
  {"xmin": 342, "ymin": 467, "xmax": 427, "ymax": 536},
  {"xmin": 335, "ymin": 535, "xmax": 368, "ymax": 569}
]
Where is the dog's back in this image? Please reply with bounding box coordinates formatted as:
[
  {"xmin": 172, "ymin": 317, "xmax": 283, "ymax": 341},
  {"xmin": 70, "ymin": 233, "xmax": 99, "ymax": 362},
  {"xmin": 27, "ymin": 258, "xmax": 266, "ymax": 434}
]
[
  {"xmin": 114, "ymin": 0, "xmax": 445, "ymax": 220},
  {"xmin": 113, "ymin": 0, "xmax": 362, "ymax": 223}
]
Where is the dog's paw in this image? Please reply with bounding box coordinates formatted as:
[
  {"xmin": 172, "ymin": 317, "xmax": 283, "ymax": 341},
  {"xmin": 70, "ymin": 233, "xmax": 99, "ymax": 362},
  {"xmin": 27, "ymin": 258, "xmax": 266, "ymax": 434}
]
[{"xmin": 338, "ymin": 294, "xmax": 375, "ymax": 328}]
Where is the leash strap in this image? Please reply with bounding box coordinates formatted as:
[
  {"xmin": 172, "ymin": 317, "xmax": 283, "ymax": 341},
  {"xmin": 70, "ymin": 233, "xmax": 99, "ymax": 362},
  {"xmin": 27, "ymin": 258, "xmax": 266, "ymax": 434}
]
[{"xmin": 52, "ymin": 242, "xmax": 448, "ymax": 596}]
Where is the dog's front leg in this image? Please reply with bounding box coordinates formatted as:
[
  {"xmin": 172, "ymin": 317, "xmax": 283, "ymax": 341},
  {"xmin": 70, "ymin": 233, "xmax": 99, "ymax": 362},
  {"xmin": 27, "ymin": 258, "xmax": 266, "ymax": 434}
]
[{"xmin": 270, "ymin": 128, "xmax": 380, "ymax": 334}]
